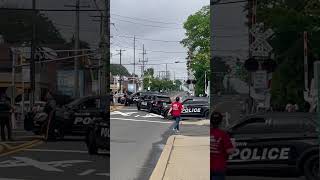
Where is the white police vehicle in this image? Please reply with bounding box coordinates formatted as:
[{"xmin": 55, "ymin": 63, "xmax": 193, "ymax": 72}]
[{"xmin": 224, "ymin": 113, "xmax": 319, "ymax": 180}]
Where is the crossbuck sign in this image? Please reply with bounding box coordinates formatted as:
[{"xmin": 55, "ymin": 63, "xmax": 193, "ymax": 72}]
[{"xmin": 250, "ymin": 23, "xmax": 274, "ymax": 57}]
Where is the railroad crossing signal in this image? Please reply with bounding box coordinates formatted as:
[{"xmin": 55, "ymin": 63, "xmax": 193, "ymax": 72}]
[{"xmin": 250, "ymin": 23, "xmax": 274, "ymax": 57}]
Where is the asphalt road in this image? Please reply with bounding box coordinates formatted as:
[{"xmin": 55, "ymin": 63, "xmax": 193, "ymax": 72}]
[
  {"xmin": 0, "ymin": 134, "xmax": 108, "ymax": 180},
  {"xmin": 110, "ymin": 106, "xmax": 173, "ymax": 180}
]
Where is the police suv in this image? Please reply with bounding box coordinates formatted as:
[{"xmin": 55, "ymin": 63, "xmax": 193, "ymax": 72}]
[
  {"xmin": 224, "ymin": 112, "xmax": 319, "ymax": 180},
  {"xmin": 162, "ymin": 97, "xmax": 209, "ymax": 119},
  {"xmin": 137, "ymin": 94, "xmax": 171, "ymax": 114},
  {"xmin": 34, "ymin": 96, "xmax": 107, "ymax": 138}
]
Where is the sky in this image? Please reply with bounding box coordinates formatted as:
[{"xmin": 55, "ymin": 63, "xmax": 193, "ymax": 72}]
[
  {"xmin": 211, "ymin": 0, "xmax": 249, "ymax": 61},
  {"xmin": 110, "ymin": 0, "xmax": 209, "ymax": 80},
  {"xmin": 0, "ymin": 0, "xmax": 249, "ymax": 79}
]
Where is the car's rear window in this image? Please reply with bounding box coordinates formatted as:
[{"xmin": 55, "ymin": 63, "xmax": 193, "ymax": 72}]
[{"xmin": 157, "ymin": 96, "xmax": 171, "ymax": 102}]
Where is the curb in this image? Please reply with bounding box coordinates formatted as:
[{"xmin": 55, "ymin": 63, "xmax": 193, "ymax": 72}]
[{"xmin": 149, "ymin": 135, "xmax": 176, "ymax": 180}]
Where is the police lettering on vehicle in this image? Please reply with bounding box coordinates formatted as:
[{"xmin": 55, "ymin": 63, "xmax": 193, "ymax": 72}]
[
  {"xmin": 74, "ymin": 117, "xmax": 95, "ymax": 125},
  {"xmin": 229, "ymin": 147, "xmax": 291, "ymax": 161},
  {"xmin": 101, "ymin": 127, "xmax": 110, "ymax": 137},
  {"xmin": 183, "ymin": 108, "xmax": 201, "ymax": 113}
]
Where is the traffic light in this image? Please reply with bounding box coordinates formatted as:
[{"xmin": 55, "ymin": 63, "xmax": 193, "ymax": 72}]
[
  {"xmin": 244, "ymin": 58, "xmax": 259, "ymax": 72},
  {"xmin": 261, "ymin": 59, "xmax": 277, "ymax": 73},
  {"xmin": 192, "ymin": 80, "xmax": 197, "ymax": 84},
  {"xmin": 186, "ymin": 79, "xmax": 191, "ymax": 84}
]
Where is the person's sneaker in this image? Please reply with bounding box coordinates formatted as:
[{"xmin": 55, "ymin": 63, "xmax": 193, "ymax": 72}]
[
  {"xmin": 176, "ymin": 130, "xmax": 180, "ymax": 133},
  {"xmin": 172, "ymin": 128, "xmax": 176, "ymax": 131}
]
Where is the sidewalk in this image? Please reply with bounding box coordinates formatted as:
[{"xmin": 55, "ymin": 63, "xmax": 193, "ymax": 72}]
[{"xmin": 150, "ymin": 135, "xmax": 210, "ymax": 180}]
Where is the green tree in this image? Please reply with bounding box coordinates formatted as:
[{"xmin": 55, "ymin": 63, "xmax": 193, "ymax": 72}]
[
  {"xmin": 144, "ymin": 68, "xmax": 154, "ymax": 77},
  {"xmin": 110, "ymin": 64, "xmax": 130, "ymax": 76},
  {"xmin": 251, "ymin": 0, "xmax": 320, "ymax": 110},
  {"xmin": 181, "ymin": 5, "xmax": 210, "ymax": 96},
  {"xmin": 0, "ymin": 4, "xmax": 65, "ymax": 44}
]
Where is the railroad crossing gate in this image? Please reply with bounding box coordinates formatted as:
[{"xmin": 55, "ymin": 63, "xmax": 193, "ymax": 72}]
[{"xmin": 250, "ymin": 23, "xmax": 274, "ymax": 57}]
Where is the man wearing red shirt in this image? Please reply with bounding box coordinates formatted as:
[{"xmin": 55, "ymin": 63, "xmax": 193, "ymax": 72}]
[
  {"xmin": 169, "ymin": 97, "xmax": 184, "ymax": 133},
  {"xmin": 211, "ymin": 111, "xmax": 235, "ymax": 180}
]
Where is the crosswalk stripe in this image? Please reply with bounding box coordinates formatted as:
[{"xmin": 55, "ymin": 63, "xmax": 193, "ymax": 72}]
[{"xmin": 111, "ymin": 118, "xmax": 172, "ymax": 124}]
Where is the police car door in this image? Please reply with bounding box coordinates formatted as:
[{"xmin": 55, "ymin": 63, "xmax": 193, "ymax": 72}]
[
  {"xmin": 182, "ymin": 99, "xmax": 201, "ymax": 117},
  {"xmin": 228, "ymin": 117, "xmax": 277, "ymax": 174},
  {"xmin": 73, "ymin": 98, "xmax": 99, "ymax": 133}
]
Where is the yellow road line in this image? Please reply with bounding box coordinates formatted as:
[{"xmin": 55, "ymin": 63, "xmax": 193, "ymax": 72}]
[{"xmin": 0, "ymin": 140, "xmax": 43, "ymax": 157}]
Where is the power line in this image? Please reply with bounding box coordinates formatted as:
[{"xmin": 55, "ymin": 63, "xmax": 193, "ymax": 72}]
[
  {"xmin": 111, "ymin": 17, "xmax": 183, "ymax": 30},
  {"xmin": 211, "ymin": 0, "xmax": 247, "ymax": 6},
  {"xmin": 111, "ymin": 13, "xmax": 181, "ymax": 25},
  {"xmin": 0, "ymin": 7, "xmax": 105, "ymax": 11}
]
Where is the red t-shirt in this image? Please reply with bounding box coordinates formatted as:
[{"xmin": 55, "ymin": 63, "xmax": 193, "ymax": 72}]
[
  {"xmin": 210, "ymin": 128, "xmax": 234, "ymax": 172},
  {"xmin": 170, "ymin": 102, "xmax": 183, "ymax": 117}
]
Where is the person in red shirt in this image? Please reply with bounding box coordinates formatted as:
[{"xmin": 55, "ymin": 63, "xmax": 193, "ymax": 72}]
[
  {"xmin": 169, "ymin": 97, "xmax": 184, "ymax": 133},
  {"xmin": 211, "ymin": 111, "xmax": 235, "ymax": 180}
]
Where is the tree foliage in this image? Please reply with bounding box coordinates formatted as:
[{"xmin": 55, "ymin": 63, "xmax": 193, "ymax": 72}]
[
  {"xmin": 252, "ymin": 0, "xmax": 320, "ymax": 110},
  {"xmin": 110, "ymin": 64, "xmax": 130, "ymax": 76},
  {"xmin": 0, "ymin": 4, "xmax": 65, "ymax": 44},
  {"xmin": 181, "ymin": 5, "xmax": 210, "ymax": 96},
  {"xmin": 143, "ymin": 77, "xmax": 181, "ymax": 92}
]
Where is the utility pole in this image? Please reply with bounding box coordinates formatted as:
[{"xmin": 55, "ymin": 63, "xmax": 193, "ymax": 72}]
[
  {"xmin": 74, "ymin": 0, "xmax": 80, "ymax": 98},
  {"xmin": 30, "ymin": 0, "xmax": 36, "ymax": 107},
  {"xmin": 65, "ymin": 1, "xmax": 90, "ymax": 98},
  {"xmin": 100, "ymin": 0, "xmax": 110, "ymax": 97},
  {"xmin": 133, "ymin": 35, "xmax": 136, "ymax": 92},
  {"xmin": 140, "ymin": 44, "xmax": 147, "ymax": 91},
  {"xmin": 116, "ymin": 49, "xmax": 126, "ymax": 93},
  {"xmin": 165, "ymin": 63, "xmax": 168, "ymax": 80}
]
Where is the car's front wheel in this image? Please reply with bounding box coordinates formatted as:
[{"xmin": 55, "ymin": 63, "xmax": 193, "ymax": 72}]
[
  {"xmin": 148, "ymin": 106, "xmax": 153, "ymax": 113},
  {"xmin": 204, "ymin": 110, "xmax": 209, "ymax": 119},
  {"xmin": 304, "ymin": 154, "xmax": 319, "ymax": 180}
]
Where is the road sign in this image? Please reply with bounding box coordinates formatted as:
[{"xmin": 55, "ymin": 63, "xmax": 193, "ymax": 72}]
[
  {"xmin": 253, "ymin": 70, "xmax": 267, "ymax": 89},
  {"xmin": 250, "ymin": 23, "xmax": 274, "ymax": 57}
]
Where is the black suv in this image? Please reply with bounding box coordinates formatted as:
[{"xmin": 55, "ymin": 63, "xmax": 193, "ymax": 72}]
[
  {"xmin": 137, "ymin": 94, "xmax": 171, "ymax": 114},
  {"xmin": 224, "ymin": 112, "xmax": 319, "ymax": 180}
]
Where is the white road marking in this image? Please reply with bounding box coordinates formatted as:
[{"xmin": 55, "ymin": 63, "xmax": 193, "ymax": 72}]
[
  {"xmin": 141, "ymin": 113, "xmax": 164, "ymax": 118},
  {"xmin": 110, "ymin": 111, "xmax": 137, "ymax": 116},
  {"xmin": 78, "ymin": 169, "xmax": 96, "ymax": 176},
  {"xmin": 24, "ymin": 149, "xmax": 89, "ymax": 154},
  {"xmin": 111, "ymin": 118, "xmax": 172, "ymax": 124},
  {"xmin": 135, "ymin": 115, "xmax": 140, "ymax": 117},
  {"xmin": 0, "ymin": 157, "xmax": 91, "ymax": 172},
  {"xmin": 96, "ymin": 173, "xmax": 109, "ymax": 176},
  {"xmin": 9, "ymin": 157, "xmax": 64, "ymax": 172}
]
